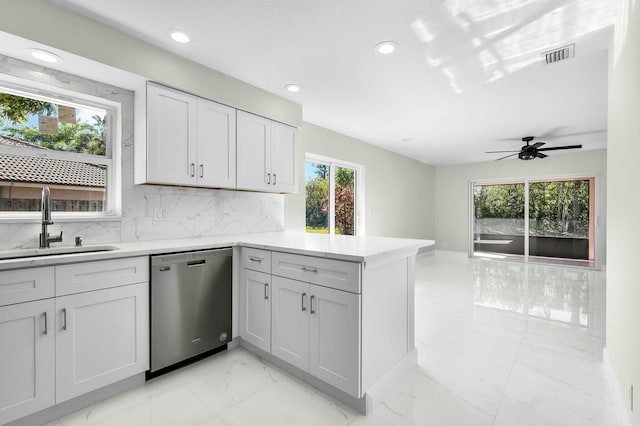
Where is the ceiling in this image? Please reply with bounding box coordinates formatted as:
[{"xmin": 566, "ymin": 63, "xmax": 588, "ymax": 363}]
[{"xmin": 53, "ymin": 0, "xmax": 617, "ymax": 165}]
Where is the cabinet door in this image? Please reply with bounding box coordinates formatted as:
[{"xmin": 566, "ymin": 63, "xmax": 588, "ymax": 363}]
[
  {"xmin": 271, "ymin": 276, "xmax": 309, "ymax": 371},
  {"xmin": 197, "ymin": 98, "xmax": 236, "ymax": 188},
  {"xmin": 0, "ymin": 299, "xmax": 55, "ymax": 425},
  {"xmin": 270, "ymin": 121, "xmax": 298, "ymax": 193},
  {"xmin": 309, "ymin": 285, "xmax": 361, "ymax": 397},
  {"xmin": 55, "ymin": 283, "xmax": 149, "ymax": 403},
  {"xmin": 239, "ymin": 269, "xmax": 271, "ymax": 352},
  {"xmin": 236, "ymin": 110, "xmax": 271, "ymax": 192},
  {"xmin": 146, "ymin": 82, "xmax": 197, "ymax": 185}
]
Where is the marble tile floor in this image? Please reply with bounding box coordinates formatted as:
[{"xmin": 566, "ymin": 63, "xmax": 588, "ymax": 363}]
[{"xmin": 45, "ymin": 252, "xmax": 615, "ymax": 426}]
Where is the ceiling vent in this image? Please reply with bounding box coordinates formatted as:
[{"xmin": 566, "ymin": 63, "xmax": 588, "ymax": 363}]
[{"xmin": 542, "ymin": 44, "xmax": 575, "ymax": 64}]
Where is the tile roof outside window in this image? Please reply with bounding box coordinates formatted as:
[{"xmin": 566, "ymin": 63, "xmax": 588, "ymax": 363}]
[{"xmin": 0, "ymin": 135, "xmax": 106, "ymax": 188}]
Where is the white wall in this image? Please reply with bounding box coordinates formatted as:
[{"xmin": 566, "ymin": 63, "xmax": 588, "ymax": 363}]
[
  {"xmin": 434, "ymin": 149, "xmax": 607, "ymax": 261},
  {"xmin": 606, "ymin": 0, "xmax": 640, "ymax": 424},
  {"xmin": 285, "ymin": 123, "xmax": 435, "ymax": 239}
]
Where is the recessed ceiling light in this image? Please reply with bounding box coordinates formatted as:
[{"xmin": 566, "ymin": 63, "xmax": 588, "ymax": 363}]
[
  {"xmin": 26, "ymin": 48, "xmax": 62, "ymax": 63},
  {"xmin": 284, "ymin": 84, "xmax": 301, "ymax": 93},
  {"xmin": 170, "ymin": 30, "xmax": 190, "ymax": 44},
  {"xmin": 375, "ymin": 41, "xmax": 398, "ymax": 55}
]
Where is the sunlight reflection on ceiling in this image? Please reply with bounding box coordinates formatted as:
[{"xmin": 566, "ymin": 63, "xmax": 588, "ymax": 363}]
[{"xmin": 411, "ymin": 0, "xmax": 619, "ymax": 93}]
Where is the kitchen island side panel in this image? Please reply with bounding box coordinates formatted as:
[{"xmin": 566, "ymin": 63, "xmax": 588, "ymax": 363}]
[{"xmin": 361, "ymin": 256, "xmax": 410, "ymax": 392}]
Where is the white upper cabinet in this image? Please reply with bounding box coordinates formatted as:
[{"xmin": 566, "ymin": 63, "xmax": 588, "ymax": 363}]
[
  {"xmin": 196, "ymin": 98, "xmax": 236, "ymax": 188},
  {"xmin": 270, "ymin": 121, "xmax": 298, "ymax": 193},
  {"xmin": 144, "ymin": 83, "xmax": 296, "ymax": 193},
  {"xmin": 146, "ymin": 82, "xmax": 197, "ymax": 186},
  {"xmin": 236, "ymin": 111, "xmax": 271, "ymax": 192},
  {"xmin": 145, "ymin": 82, "xmax": 236, "ymax": 189},
  {"xmin": 237, "ymin": 110, "xmax": 298, "ymax": 193}
]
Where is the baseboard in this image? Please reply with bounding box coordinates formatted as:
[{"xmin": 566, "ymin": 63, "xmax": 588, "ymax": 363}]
[
  {"xmin": 603, "ymin": 347, "xmax": 632, "ymax": 426},
  {"xmin": 434, "ymin": 249, "xmax": 468, "ymax": 258}
]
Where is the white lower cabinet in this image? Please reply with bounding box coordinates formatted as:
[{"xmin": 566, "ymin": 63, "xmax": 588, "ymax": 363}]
[
  {"xmin": 271, "ymin": 276, "xmax": 309, "ymax": 371},
  {"xmin": 239, "ymin": 269, "xmax": 271, "ymax": 353},
  {"xmin": 308, "ymin": 283, "xmax": 360, "ymax": 396},
  {"xmin": 271, "ymin": 275, "xmax": 361, "ymax": 397},
  {"xmin": 0, "ymin": 257, "xmax": 149, "ymax": 425},
  {"xmin": 0, "ymin": 299, "xmax": 55, "ymax": 425},
  {"xmin": 55, "ymin": 283, "xmax": 149, "ymax": 403}
]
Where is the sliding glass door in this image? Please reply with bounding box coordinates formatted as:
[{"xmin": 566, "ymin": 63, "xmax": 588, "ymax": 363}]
[
  {"xmin": 528, "ymin": 179, "xmax": 594, "ymax": 263},
  {"xmin": 473, "ymin": 182, "xmax": 525, "ymax": 257},
  {"xmin": 472, "ymin": 177, "xmax": 597, "ymax": 267}
]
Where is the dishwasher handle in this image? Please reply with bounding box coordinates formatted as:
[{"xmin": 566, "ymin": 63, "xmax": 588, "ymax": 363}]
[{"xmin": 187, "ymin": 259, "xmax": 206, "ymax": 268}]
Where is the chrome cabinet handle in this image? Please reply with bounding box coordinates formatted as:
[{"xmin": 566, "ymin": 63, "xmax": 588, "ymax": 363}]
[
  {"xmin": 43, "ymin": 312, "xmax": 48, "ymax": 335},
  {"xmin": 248, "ymin": 257, "xmax": 263, "ymax": 263},
  {"xmin": 301, "ymin": 292, "xmax": 307, "ymax": 311},
  {"xmin": 264, "ymin": 283, "xmax": 269, "ymax": 300},
  {"xmin": 310, "ymin": 295, "xmax": 315, "ymax": 314},
  {"xmin": 267, "ymin": 173, "xmax": 271, "ymax": 184},
  {"xmin": 301, "ymin": 266, "xmax": 318, "ymax": 273},
  {"xmin": 190, "ymin": 163, "xmax": 195, "ymax": 177},
  {"xmin": 62, "ymin": 308, "xmax": 67, "ymax": 331},
  {"xmin": 200, "ymin": 164, "xmax": 204, "ymax": 178},
  {"xmin": 273, "ymin": 173, "xmax": 277, "ymax": 185}
]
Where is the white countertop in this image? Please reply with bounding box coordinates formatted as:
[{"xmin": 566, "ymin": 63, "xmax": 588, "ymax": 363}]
[{"xmin": 0, "ymin": 231, "xmax": 434, "ymax": 271}]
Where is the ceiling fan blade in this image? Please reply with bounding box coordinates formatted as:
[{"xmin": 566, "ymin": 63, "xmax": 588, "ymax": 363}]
[
  {"xmin": 495, "ymin": 153, "xmax": 519, "ymax": 161},
  {"xmin": 485, "ymin": 150, "xmax": 521, "ymax": 153},
  {"xmin": 532, "ymin": 142, "xmax": 545, "ymax": 149},
  {"xmin": 545, "ymin": 129, "xmax": 606, "ymax": 139},
  {"xmin": 538, "ymin": 127, "xmax": 565, "ymax": 139},
  {"xmin": 536, "ymin": 152, "xmax": 548, "ymax": 159},
  {"xmin": 537, "ymin": 144, "xmax": 582, "ymax": 151}
]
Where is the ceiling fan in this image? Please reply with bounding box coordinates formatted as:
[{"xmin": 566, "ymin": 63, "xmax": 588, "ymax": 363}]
[{"xmin": 486, "ymin": 136, "xmax": 583, "ymax": 161}]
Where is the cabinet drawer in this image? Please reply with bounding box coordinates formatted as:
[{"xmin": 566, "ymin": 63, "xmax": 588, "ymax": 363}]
[
  {"xmin": 56, "ymin": 256, "xmax": 149, "ymax": 296},
  {"xmin": 271, "ymin": 252, "xmax": 360, "ymax": 294},
  {"xmin": 0, "ymin": 266, "xmax": 55, "ymax": 306},
  {"xmin": 241, "ymin": 248, "xmax": 272, "ymax": 274}
]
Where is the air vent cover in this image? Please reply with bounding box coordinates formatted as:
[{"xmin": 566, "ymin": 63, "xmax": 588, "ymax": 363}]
[{"xmin": 542, "ymin": 44, "xmax": 575, "ymax": 64}]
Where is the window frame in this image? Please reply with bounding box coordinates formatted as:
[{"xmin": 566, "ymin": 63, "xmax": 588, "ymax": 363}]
[
  {"xmin": 305, "ymin": 153, "xmax": 365, "ymax": 236},
  {"xmin": 0, "ymin": 74, "xmax": 122, "ymax": 222}
]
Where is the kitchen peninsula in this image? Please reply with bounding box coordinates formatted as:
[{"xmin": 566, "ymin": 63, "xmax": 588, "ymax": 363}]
[{"xmin": 0, "ymin": 232, "xmax": 433, "ymax": 424}]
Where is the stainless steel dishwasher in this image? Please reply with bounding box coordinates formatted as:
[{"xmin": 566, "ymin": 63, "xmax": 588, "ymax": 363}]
[{"xmin": 150, "ymin": 248, "xmax": 232, "ymax": 373}]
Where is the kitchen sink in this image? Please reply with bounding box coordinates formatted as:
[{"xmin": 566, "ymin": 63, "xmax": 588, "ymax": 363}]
[{"xmin": 0, "ymin": 245, "xmax": 119, "ymax": 260}]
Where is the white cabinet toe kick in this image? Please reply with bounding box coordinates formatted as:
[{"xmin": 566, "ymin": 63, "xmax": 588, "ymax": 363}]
[{"xmin": 238, "ymin": 247, "xmax": 419, "ymax": 415}]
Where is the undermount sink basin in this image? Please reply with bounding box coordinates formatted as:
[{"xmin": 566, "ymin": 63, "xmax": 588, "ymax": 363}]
[{"xmin": 0, "ymin": 245, "xmax": 119, "ymax": 260}]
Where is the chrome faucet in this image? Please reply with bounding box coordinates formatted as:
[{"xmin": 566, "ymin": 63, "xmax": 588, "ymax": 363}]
[{"xmin": 39, "ymin": 187, "xmax": 63, "ymax": 248}]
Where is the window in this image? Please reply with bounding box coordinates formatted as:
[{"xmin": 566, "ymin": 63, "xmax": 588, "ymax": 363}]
[
  {"xmin": 471, "ymin": 176, "xmax": 599, "ymax": 268},
  {"xmin": 305, "ymin": 155, "xmax": 363, "ymax": 236},
  {"xmin": 0, "ymin": 77, "xmax": 120, "ymax": 219}
]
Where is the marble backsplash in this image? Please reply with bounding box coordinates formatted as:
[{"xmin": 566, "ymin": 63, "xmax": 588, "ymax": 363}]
[{"xmin": 0, "ymin": 55, "xmax": 285, "ymax": 251}]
